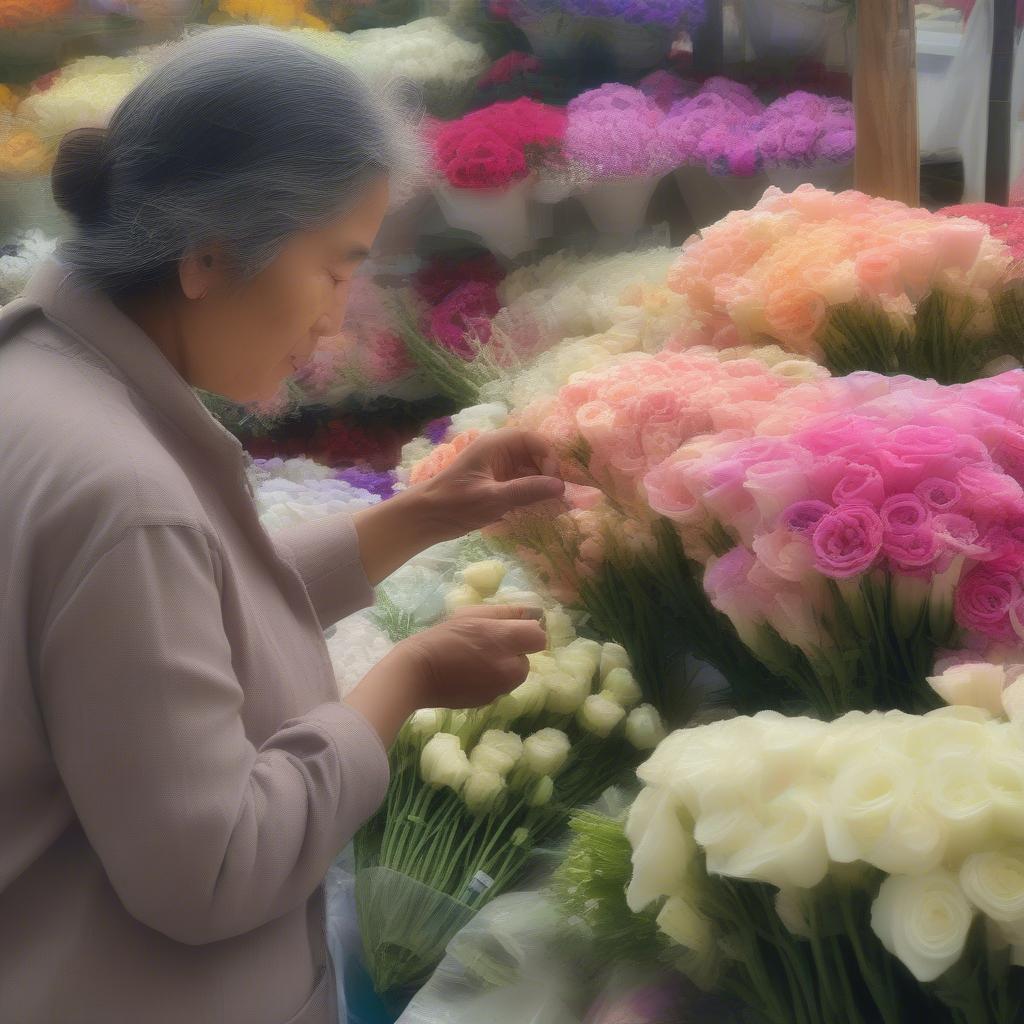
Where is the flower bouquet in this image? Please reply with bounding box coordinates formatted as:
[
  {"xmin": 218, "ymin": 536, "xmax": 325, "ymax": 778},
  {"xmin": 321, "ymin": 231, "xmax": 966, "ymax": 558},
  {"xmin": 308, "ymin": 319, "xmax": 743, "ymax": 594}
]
[
  {"xmin": 558, "ymin": 697, "xmax": 1024, "ymax": 1024},
  {"xmin": 0, "ymin": 229, "xmax": 57, "ymax": 304},
  {"xmin": 353, "ymin": 570, "xmax": 667, "ymax": 995},
  {"xmin": 564, "ymin": 85, "xmax": 676, "ymax": 237},
  {"xmin": 652, "ymin": 371, "xmax": 1024, "ymax": 717},
  {"xmin": 432, "ymin": 99, "xmax": 567, "ymax": 258},
  {"xmin": 667, "ymin": 185, "xmax": 1015, "ymax": 384}
]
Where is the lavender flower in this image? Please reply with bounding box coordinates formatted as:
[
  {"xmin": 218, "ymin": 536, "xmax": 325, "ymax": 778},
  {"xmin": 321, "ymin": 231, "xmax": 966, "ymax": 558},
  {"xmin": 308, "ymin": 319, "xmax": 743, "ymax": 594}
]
[
  {"xmin": 334, "ymin": 467, "xmax": 398, "ymax": 500},
  {"xmin": 423, "ymin": 416, "xmax": 453, "ymax": 445}
]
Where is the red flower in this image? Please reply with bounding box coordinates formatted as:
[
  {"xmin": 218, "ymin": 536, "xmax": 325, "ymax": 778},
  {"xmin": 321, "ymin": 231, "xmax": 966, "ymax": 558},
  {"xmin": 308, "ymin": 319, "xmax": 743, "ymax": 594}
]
[
  {"xmin": 428, "ymin": 280, "xmax": 501, "ymax": 359},
  {"xmin": 414, "ymin": 252, "xmax": 505, "ymax": 305},
  {"xmin": 479, "ymin": 51, "xmax": 542, "ymax": 89}
]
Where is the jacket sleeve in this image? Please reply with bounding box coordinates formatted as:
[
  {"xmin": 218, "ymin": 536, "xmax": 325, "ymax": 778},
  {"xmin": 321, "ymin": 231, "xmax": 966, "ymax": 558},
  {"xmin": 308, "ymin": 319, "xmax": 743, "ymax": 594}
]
[
  {"xmin": 271, "ymin": 512, "xmax": 375, "ymax": 628},
  {"xmin": 37, "ymin": 523, "xmax": 389, "ymax": 946}
]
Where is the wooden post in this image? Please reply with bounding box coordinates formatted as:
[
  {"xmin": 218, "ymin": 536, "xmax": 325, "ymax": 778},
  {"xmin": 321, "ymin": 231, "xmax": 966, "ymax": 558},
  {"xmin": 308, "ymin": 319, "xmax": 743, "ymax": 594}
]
[
  {"xmin": 986, "ymin": 0, "xmax": 1017, "ymax": 205},
  {"xmin": 854, "ymin": 0, "xmax": 920, "ymax": 205}
]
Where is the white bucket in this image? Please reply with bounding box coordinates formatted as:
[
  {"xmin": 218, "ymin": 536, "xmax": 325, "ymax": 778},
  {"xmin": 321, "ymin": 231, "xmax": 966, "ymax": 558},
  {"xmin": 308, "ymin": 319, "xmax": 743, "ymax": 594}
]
[
  {"xmin": 742, "ymin": 0, "xmax": 849, "ymax": 61},
  {"xmin": 766, "ymin": 159, "xmax": 854, "ymax": 193},
  {"xmin": 580, "ymin": 174, "xmax": 661, "ymax": 236},
  {"xmin": 434, "ymin": 178, "xmax": 535, "ymax": 258},
  {"xmin": 674, "ymin": 166, "xmax": 769, "ymax": 228}
]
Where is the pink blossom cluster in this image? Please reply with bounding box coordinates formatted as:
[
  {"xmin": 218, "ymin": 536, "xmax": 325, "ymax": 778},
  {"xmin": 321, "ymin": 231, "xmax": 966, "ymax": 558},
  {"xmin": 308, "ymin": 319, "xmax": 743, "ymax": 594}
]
[
  {"xmin": 642, "ymin": 371, "xmax": 1024, "ymax": 651},
  {"xmin": 658, "ymin": 79, "xmax": 854, "ymax": 178},
  {"xmin": 940, "ymin": 203, "xmax": 1024, "ymax": 263},
  {"xmin": 517, "ymin": 345, "xmax": 830, "ymax": 507},
  {"xmin": 667, "ymin": 185, "xmax": 1014, "ymax": 357},
  {"xmin": 564, "ymin": 84, "xmax": 676, "ymax": 180},
  {"xmin": 433, "ymin": 98, "xmax": 568, "ymax": 190}
]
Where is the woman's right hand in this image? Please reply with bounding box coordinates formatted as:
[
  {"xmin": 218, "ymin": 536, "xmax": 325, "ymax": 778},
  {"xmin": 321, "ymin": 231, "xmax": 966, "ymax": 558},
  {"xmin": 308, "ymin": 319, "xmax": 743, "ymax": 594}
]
[{"xmin": 345, "ymin": 605, "xmax": 547, "ymax": 746}]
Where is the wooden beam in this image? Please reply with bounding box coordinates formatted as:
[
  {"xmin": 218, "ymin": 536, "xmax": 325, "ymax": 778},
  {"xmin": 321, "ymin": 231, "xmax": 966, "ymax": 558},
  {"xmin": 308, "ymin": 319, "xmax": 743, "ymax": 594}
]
[
  {"xmin": 854, "ymin": 0, "xmax": 920, "ymax": 205},
  {"xmin": 986, "ymin": 0, "xmax": 1017, "ymax": 205}
]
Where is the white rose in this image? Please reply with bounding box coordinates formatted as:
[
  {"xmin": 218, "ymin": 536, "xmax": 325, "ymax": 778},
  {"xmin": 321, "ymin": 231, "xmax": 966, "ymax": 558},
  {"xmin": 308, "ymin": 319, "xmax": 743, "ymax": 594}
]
[
  {"xmin": 1002, "ymin": 677, "xmax": 1024, "ymax": 722},
  {"xmin": 599, "ymin": 642, "xmax": 631, "ymax": 681},
  {"xmin": 544, "ymin": 670, "xmax": 593, "ymax": 714},
  {"xmin": 461, "ymin": 560, "xmax": 507, "ymax": 598},
  {"xmin": 450, "ymin": 401, "xmax": 509, "ymax": 435},
  {"xmin": 566, "ymin": 637, "xmax": 602, "ymax": 661},
  {"xmin": 775, "ymin": 888, "xmax": 812, "ymax": 939},
  {"xmin": 470, "ymin": 730, "xmax": 523, "ymax": 776},
  {"xmin": 579, "ymin": 693, "xmax": 626, "ymax": 738},
  {"xmin": 694, "ymin": 805, "xmax": 761, "ymax": 875},
  {"xmin": 490, "ymin": 588, "xmax": 544, "ymax": 609},
  {"xmin": 554, "ymin": 649, "xmax": 599, "ymax": 685},
  {"xmin": 626, "ymin": 789, "xmax": 694, "ymax": 913},
  {"xmin": 544, "ymin": 608, "xmax": 576, "ymax": 649},
  {"xmin": 527, "ymin": 775, "xmax": 554, "ymax": 807},
  {"xmin": 408, "ymin": 708, "xmax": 443, "ymax": 740},
  {"xmin": 497, "ymin": 674, "xmax": 548, "ymax": 720},
  {"xmin": 960, "ymin": 849, "xmax": 1024, "ymax": 923},
  {"xmin": 626, "ymin": 704, "xmax": 667, "ymax": 750},
  {"xmin": 522, "ymin": 729, "xmax": 571, "ymax": 777},
  {"xmin": 445, "ymin": 584, "xmax": 481, "ymax": 612},
  {"xmin": 420, "ymin": 733, "xmax": 471, "ymax": 791},
  {"xmin": 986, "ymin": 750, "xmax": 1024, "ymax": 838},
  {"xmin": 723, "ymin": 789, "xmax": 829, "ymax": 890},
  {"xmin": 656, "ymin": 895, "xmax": 713, "ymax": 954},
  {"xmin": 462, "ymin": 768, "xmax": 506, "ymax": 814},
  {"xmin": 924, "ymin": 755, "xmax": 995, "ymax": 862},
  {"xmin": 870, "ymin": 871, "xmax": 974, "ymax": 983},
  {"xmin": 602, "ymin": 668, "xmax": 643, "ymax": 708},
  {"xmin": 927, "ymin": 663, "xmax": 1006, "ymax": 716}
]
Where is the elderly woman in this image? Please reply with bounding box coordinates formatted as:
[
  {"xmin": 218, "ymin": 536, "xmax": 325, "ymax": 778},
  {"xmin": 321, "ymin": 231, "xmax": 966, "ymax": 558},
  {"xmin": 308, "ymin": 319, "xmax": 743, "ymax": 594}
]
[{"xmin": 0, "ymin": 28, "xmax": 564, "ymax": 1024}]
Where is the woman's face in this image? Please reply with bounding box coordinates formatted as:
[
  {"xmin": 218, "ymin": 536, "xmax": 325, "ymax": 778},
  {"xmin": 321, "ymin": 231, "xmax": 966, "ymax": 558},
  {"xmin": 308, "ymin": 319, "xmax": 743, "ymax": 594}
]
[{"xmin": 180, "ymin": 176, "xmax": 390, "ymax": 404}]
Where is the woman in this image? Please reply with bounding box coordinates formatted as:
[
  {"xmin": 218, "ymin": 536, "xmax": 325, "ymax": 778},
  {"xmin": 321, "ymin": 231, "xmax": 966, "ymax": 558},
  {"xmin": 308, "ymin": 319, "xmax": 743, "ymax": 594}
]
[{"xmin": 0, "ymin": 28, "xmax": 564, "ymax": 1024}]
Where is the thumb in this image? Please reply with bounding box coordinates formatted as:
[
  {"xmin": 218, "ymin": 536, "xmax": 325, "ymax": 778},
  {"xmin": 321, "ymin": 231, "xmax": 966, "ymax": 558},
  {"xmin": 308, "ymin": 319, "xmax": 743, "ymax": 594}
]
[{"xmin": 497, "ymin": 475, "xmax": 565, "ymax": 511}]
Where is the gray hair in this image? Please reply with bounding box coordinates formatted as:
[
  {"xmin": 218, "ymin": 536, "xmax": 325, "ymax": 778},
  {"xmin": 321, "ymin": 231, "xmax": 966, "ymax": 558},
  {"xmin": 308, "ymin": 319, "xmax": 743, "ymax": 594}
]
[{"xmin": 52, "ymin": 26, "xmax": 417, "ymax": 296}]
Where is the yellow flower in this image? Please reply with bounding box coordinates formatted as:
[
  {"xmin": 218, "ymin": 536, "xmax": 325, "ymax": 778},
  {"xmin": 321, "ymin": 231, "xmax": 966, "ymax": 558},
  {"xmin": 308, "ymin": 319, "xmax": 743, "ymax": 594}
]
[
  {"xmin": 0, "ymin": 129, "xmax": 54, "ymax": 177},
  {"xmin": 218, "ymin": 0, "xmax": 324, "ymax": 28},
  {"xmin": 0, "ymin": 85, "xmax": 20, "ymax": 113}
]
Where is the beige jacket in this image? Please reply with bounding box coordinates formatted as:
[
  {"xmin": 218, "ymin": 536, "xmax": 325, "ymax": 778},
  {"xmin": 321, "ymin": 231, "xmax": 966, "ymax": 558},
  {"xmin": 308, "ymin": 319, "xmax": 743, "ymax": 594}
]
[{"xmin": 0, "ymin": 261, "xmax": 390, "ymax": 1024}]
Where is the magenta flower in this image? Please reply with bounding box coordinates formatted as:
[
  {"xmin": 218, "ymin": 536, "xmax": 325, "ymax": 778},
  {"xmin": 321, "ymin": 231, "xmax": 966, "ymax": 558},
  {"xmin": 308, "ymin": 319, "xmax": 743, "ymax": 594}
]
[
  {"xmin": 831, "ymin": 464, "xmax": 885, "ymax": 507},
  {"xmin": 782, "ymin": 500, "xmax": 833, "ymax": 535},
  {"xmin": 881, "ymin": 494, "xmax": 931, "ymax": 535},
  {"xmin": 954, "ymin": 565, "xmax": 1022, "ymax": 641},
  {"xmin": 883, "ymin": 526, "xmax": 942, "ymax": 572},
  {"xmin": 915, "ymin": 478, "xmax": 962, "ymax": 514},
  {"xmin": 812, "ymin": 503, "xmax": 884, "ymax": 579}
]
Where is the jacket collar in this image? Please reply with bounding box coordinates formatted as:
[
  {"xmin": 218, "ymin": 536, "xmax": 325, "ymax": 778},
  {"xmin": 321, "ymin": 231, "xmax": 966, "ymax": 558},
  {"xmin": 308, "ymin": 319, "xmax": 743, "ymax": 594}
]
[{"xmin": 21, "ymin": 259, "xmax": 246, "ymax": 466}]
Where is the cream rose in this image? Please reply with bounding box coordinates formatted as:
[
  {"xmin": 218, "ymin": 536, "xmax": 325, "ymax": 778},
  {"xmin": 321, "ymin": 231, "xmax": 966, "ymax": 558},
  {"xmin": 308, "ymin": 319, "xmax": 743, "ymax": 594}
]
[
  {"xmin": 544, "ymin": 608, "xmax": 576, "ymax": 649},
  {"xmin": 579, "ymin": 693, "xmax": 626, "ymax": 738},
  {"xmin": 544, "ymin": 670, "xmax": 592, "ymax": 714},
  {"xmin": 408, "ymin": 708, "xmax": 443, "ymax": 740},
  {"xmin": 420, "ymin": 733, "xmax": 471, "ymax": 792},
  {"xmin": 470, "ymin": 730, "xmax": 523, "ymax": 776},
  {"xmin": 498, "ymin": 675, "xmax": 548, "ymax": 720},
  {"xmin": 626, "ymin": 788, "xmax": 694, "ymax": 913},
  {"xmin": 602, "ymin": 667, "xmax": 642, "ymax": 708},
  {"xmin": 960, "ymin": 849, "xmax": 1024, "ymax": 924},
  {"xmin": 870, "ymin": 870, "xmax": 974, "ymax": 983},
  {"xmin": 927, "ymin": 662, "xmax": 1006, "ymax": 716},
  {"xmin": 625, "ymin": 704, "xmax": 667, "ymax": 750},
  {"xmin": 599, "ymin": 642, "xmax": 631, "ymax": 681},
  {"xmin": 444, "ymin": 584, "xmax": 481, "ymax": 612},
  {"xmin": 461, "ymin": 559, "xmax": 507, "ymax": 598},
  {"xmin": 656, "ymin": 895, "xmax": 713, "ymax": 954},
  {"xmin": 522, "ymin": 729, "xmax": 571, "ymax": 777},
  {"xmin": 462, "ymin": 769, "xmax": 506, "ymax": 814}
]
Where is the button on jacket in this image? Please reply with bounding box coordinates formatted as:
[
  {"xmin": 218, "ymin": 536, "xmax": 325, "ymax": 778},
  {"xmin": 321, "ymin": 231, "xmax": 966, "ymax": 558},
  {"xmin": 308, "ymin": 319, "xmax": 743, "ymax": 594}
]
[{"xmin": 0, "ymin": 260, "xmax": 390, "ymax": 1024}]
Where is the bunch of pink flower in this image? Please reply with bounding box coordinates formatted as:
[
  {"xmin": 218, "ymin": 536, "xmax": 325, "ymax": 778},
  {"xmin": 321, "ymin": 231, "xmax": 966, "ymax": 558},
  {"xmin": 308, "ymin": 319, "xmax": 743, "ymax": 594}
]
[
  {"xmin": 564, "ymin": 84, "xmax": 676, "ymax": 180},
  {"xmin": 641, "ymin": 370, "xmax": 1024, "ymax": 709},
  {"xmin": 940, "ymin": 203, "xmax": 1024, "ymax": 263},
  {"xmin": 637, "ymin": 69, "xmax": 698, "ymax": 113},
  {"xmin": 516, "ymin": 345, "xmax": 830, "ymax": 508},
  {"xmin": 433, "ymin": 98, "xmax": 568, "ymax": 190},
  {"xmin": 413, "ymin": 253, "xmax": 507, "ymax": 360},
  {"xmin": 667, "ymin": 185, "xmax": 1013, "ymax": 361}
]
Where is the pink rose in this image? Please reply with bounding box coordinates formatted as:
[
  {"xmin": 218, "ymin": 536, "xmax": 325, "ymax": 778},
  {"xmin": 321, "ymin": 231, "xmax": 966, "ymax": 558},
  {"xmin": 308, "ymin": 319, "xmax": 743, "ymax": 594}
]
[
  {"xmin": 957, "ymin": 465, "xmax": 1024, "ymax": 519},
  {"xmin": 782, "ymin": 500, "xmax": 833, "ymax": 535},
  {"xmin": 954, "ymin": 565, "xmax": 1022, "ymax": 641},
  {"xmin": 915, "ymin": 477, "xmax": 962, "ymax": 514},
  {"xmin": 880, "ymin": 494, "xmax": 931, "ymax": 535},
  {"xmin": 832, "ymin": 463, "xmax": 885, "ymax": 507},
  {"xmin": 812, "ymin": 503, "xmax": 884, "ymax": 579},
  {"xmin": 933, "ymin": 514, "xmax": 987, "ymax": 558},
  {"xmin": 753, "ymin": 527, "xmax": 815, "ymax": 583},
  {"xmin": 883, "ymin": 526, "xmax": 942, "ymax": 572},
  {"xmin": 643, "ymin": 460, "xmax": 699, "ymax": 522},
  {"xmin": 743, "ymin": 456, "xmax": 813, "ymax": 524}
]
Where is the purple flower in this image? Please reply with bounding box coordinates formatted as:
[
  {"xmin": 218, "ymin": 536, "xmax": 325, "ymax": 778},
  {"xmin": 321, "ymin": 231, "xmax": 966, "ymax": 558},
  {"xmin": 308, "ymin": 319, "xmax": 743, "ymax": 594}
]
[
  {"xmin": 334, "ymin": 467, "xmax": 397, "ymax": 500},
  {"xmin": 817, "ymin": 127, "xmax": 855, "ymax": 163},
  {"xmin": 812, "ymin": 502, "xmax": 884, "ymax": 579},
  {"xmin": 423, "ymin": 416, "xmax": 452, "ymax": 445}
]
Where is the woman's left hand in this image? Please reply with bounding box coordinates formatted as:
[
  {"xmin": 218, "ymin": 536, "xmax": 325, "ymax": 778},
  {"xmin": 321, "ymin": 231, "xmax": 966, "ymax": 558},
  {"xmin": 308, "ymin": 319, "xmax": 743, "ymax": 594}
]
[{"xmin": 420, "ymin": 427, "xmax": 566, "ymax": 536}]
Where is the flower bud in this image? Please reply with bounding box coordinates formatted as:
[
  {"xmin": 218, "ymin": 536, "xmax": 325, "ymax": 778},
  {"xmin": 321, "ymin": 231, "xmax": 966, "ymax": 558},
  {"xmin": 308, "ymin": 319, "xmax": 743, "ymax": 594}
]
[
  {"xmin": 545, "ymin": 608, "xmax": 576, "ymax": 649},
  {"xmin": 462, "ymin": 768, "xmax": 506, "ymax": 814},
  {"xmin": 470, "ymin": 730, "xmax": 523, "ymax": 775},
  {"xmin": 408, "ymin": 708, "xmax": 443, "ymax": 740},
  {"xmin": 544, "ymin": 670, "xmax": 592, "ymax": 714},
  {"xmin": 461, "ymin": 560, "xmax": 507, "ymax": 598},
  {"xmin": 445, "ymin": 584, "xmax": 481, "ymax": 612},
  {"xmin": 527, "ymin": 652, "xmax": 559, "ymax": 676},
  {"xmin": 626, "ymin": 704, "xmax": 667, "ymax": 750},
  {"xmin": 579, "ymin": 693, "xmax": 626, "ymax": 738},
  {"xmin": 527, "ymin": 775, "xmax": 554, "ymax": 807},
  {"xmin": 554, "ymin": 649, "xmax": 598, "ymax": 685},
  {"xmin": 566, "ymin": 637, "xmax": 602, "ymax": 661},
  {"xmin": 420, "ymin": 733, "xmax": 471, "ymax": 792},
  {"xmin": 522, "ymin": 728, "xmax": 571, "ymax": 777},
  {"xmin": 511, "ymin": 826, "xmax": 530, "ymax": 846},
  {"xmin": 599, "ymin": 642, "xmax": 631, "ymax": 681},
  {"xmin": 603, "ymin": 667, "xmax": 642, "ymax": 708},
  {"xmin": 498, "ymin": 675, "xmax": 547, "ymax": 720},
  {"xmin": 491, "ymin": 589, "xmax": 544, "ymax": 609}
]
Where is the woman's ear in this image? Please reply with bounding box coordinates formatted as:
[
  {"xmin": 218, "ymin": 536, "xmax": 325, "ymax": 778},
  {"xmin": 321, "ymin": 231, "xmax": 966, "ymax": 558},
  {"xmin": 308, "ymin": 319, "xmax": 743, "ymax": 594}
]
[{"xmin": 179, "ymin": 245, "xmax": 224, "ymax": 301}]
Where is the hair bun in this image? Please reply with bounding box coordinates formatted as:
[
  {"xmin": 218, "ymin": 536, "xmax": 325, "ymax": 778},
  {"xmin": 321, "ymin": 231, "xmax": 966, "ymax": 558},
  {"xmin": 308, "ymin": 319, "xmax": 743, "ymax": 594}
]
[{"xmin": 52, "ymin": 127, "xmax": 112, "ymax": 226}]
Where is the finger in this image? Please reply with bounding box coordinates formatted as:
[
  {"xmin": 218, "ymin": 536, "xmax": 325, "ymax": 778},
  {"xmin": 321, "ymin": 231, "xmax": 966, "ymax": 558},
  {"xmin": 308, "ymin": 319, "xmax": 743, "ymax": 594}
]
[
  {"xmin": 498, "ymin": 654, "xmax": 531, "ymax": 689},
  {"xmin": 515, "ymin": 429, "xmax": 562, "ymax": 478},
  {"xmin": 484, "ymin": 619, "xmax": 548, "ymax": 655},
  {"xmin": 451, "ymin": 604, "xmax": 544, "ymax": 621},
  {"xmin": 496, "ymin": 475, "xmax": 565, "ymax": 511}
]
